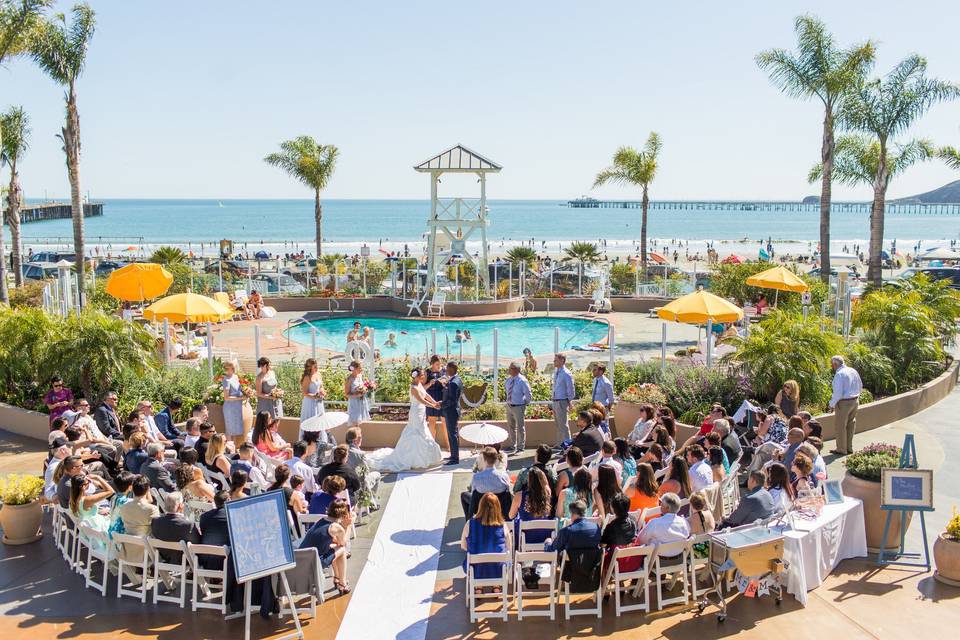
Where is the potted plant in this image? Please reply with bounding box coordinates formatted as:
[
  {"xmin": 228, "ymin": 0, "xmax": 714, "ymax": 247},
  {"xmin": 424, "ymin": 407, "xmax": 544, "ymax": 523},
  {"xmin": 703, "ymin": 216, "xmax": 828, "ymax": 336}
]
[
  {"xmin": 841, "ymin": 443, "xmax": 909, "ymax": 552},
  {"xmin": 933, "ymin": 508, "xmax": 960, "ymax": 586},
  {"xmin": 0, "ymin": 474, "xmax": 45, "ymax": 545},
  {"xmin": 615, "ymin": 383, "xmax": 667, "ymax": 437}
]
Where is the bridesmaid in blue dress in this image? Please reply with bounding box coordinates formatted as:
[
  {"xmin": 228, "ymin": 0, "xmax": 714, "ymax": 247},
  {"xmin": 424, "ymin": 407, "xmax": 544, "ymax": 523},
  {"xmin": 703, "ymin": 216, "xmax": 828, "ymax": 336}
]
[
  {"xmin": 221, "ymin": 361, "xmax": 246, "ymax": 442},
  {"xmin": 461, "ymin": 493, "xmax": 510, "ymax": 581},
  {"xmin": 300, "ymin": 358, "xmax": 331, "ymax": 444},
  {"xmin": 344, "ymin": 360, "xmax": 371, "ymax": 426}
]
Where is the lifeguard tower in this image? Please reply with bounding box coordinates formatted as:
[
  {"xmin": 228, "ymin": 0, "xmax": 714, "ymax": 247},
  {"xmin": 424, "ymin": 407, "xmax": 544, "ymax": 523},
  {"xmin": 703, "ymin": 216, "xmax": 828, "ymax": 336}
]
[{"xmin": 409, "ymin": 144, "xmax": 501, "ymax": 314}]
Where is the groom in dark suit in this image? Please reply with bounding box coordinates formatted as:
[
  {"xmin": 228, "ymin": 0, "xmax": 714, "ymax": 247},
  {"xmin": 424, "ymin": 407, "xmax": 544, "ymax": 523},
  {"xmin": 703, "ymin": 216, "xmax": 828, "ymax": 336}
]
[{"xmin": 440, "ymin": 362, "xmax": 463, "ymax": 465}]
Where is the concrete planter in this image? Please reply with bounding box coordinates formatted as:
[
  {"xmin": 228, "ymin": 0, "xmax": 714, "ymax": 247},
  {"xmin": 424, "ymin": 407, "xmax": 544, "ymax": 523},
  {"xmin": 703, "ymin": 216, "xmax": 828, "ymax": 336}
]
[
  {"xmin": 1, "ymin": 501, "xmax": 43, "ymax": 545},
  {"xmin": 205, "ymin": 401, "xmax": 255, "ymax": 434},
  {"xmin": 613, "ymin": 402, "xmax": 643, "ymax": 438},
  {"xmin": 933, "ymin": 534, "xmax": 960, "ymax": 587},
  {"xmin": 841, "ymin": 472, "xmax": 912, "ymax": 552}
]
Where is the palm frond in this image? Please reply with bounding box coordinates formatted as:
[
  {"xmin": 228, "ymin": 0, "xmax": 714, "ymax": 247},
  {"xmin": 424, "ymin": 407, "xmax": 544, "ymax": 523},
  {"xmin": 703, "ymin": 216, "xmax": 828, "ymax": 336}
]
[
  {"xmin": 29, "ymin": 2, "xmax": 94, "ymax": 85},
  {"xmin": 264, "ymin": 136, "xmax": 339, "ymax": 192},
  {"xmin": 938, "ymin": 146, "xmax": 960, "ymax": 172},
  {"xmin": 0, "ymin": 105, "xmax": 30, "ymax": 166}
]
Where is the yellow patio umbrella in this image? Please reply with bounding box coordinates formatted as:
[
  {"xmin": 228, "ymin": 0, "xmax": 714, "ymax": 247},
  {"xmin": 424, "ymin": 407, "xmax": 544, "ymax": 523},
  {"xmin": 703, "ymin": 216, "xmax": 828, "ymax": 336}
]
[
  {"xmin": 746, "ymin": 265, "xmax": 809, "ymax": 306},
  {"xmin": 657, "ymin": 289, "xmax": 744, "ymax": 324},
  {"xmin": 105, "ymin": 262, "xmax": 173, "ymax": 302},
  {"xmin": 142, "ymin": 292, "xmax": 233, "ymax": 323}
]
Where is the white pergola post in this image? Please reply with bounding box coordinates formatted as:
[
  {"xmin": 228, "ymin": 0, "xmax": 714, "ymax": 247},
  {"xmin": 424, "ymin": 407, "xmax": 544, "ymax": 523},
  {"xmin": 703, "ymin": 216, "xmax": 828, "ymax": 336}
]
[
  {"xmin": 492, "ymin": 329, "xmax": 499, "ymax": 403},
  {"xmin": 607, "ymin": 324, "xmax": 616, "ymax": 389},
  {"xmin": 254, "ymin": 325, "xmax": 261, "ymax": 363},
  {"xmin": 661, "ymin": 322, "xmax": 667, "ymax": 371}
]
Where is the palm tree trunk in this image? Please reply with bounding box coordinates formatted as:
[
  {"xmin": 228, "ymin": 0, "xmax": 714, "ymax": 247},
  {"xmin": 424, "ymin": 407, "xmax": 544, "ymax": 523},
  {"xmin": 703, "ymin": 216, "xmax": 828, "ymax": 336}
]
[
  {"xmin": 640, "ymin": 184, "xmax": 649, "ymax": 279},
  {"xmin": 65, "ymin": 83, "xmax": 85, "ymax": 306},
  {"xmin": 819, "ymin": 111, "xmax": 834, "ymax": 284},
  {"xmin": 867, "ymin": 143, "xmax": 889, "ymax": 287},
  {"xmin": 314, "ymin": 188, "xmax": 323, "ymax": 258},
  {"xmin": 7, "ymin": 165, "xmax": 24, "ymax": 286}
]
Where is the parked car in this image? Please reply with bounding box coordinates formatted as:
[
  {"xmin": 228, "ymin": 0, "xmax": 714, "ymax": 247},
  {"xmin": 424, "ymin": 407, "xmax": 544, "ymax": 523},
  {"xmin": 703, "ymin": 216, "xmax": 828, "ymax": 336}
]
[
  {"xmin": 22, "ymin": 262, "xmax": 61, "ymax": 281},
  {"xmin": 248, "ymin": 272, "xmax": 306, "ymax": 295},
  {"xmin": 897, "ymin": 267, "xmax": 960, "ymax": 289},
  {"xmin": 94, "ymin": 260, "xmax": 127, "ymax": 276},
  {"xmin": 204, "ymin": 259, "xmax": 253, "ymax": 278},
  {"xmin": 29, "ymin": 251, "xmax": 75, "ymax": 264}
]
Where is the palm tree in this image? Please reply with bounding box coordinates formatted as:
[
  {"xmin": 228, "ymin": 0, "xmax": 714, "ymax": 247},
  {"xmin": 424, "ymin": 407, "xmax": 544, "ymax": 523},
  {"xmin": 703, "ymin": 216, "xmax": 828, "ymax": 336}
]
[
  {"xmin": 809, "ymin": 134, "xmax": 935, "ymax": 280},
  {"xmin": 756, "ymin": 15, "xmax": 875, "ymax": 284},
  {"xmin": 505, "ymin": 246, "xmax": 537, "ymax": 268},
  {"xmin": 264, "ymin": 136, "xmax": 338, "ymax": 258},
  {"xmin": 840, "ymin": 55, "xmax": 959, "ymax": 286},
  {"xmin": 1, "ymin": 106, "xmax": 30, "ymax": 286},
  {"xmin": 593, "ymin": 132, "xmax": 661, "ymax": 273},
  {"xmin": 149, "ymin": 245, "xmax": 186, "ymax": 265},
  {"xmin": 563, "ymin": 241, "xmax": 602, "ymax": 296},
  {"xmin": 0, "ymin": 0, "xmax": 50, "ymax": 303},
  {"xmin": 30, "ymin": 2, "xmax": 96, "ymax": 302}
]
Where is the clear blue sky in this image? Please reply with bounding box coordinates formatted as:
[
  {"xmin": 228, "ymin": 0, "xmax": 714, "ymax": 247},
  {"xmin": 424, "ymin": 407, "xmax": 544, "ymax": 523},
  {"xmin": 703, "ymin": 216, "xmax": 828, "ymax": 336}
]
[{"xmin": 3, "ymin": 1, "xmax": 959, "ymax": 201}]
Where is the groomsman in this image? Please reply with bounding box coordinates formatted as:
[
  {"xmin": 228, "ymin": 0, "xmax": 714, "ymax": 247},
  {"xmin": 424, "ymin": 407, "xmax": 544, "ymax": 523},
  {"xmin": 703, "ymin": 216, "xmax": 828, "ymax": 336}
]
[
  {"xmin": 551, "ymin": 354, "xmax": 575, "ymax": 444},
  {"xmin": 591, "ymin": 364, "xmax": 614, "ymax": 410},
  {"xmin": 504, "ymin": 363, "xmax": 532, "ymax": 454}
]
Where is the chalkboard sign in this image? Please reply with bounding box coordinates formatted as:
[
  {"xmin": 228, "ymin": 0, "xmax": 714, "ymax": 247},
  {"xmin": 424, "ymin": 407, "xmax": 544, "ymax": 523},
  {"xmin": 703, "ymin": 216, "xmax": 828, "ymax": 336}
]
[
  {"xmin": 225, "ymin": 490, "xmax": 296, "ymax": 583},
  {"xmin": 881, "ymin": 468, "xmax": 933, "ymax": 511}
]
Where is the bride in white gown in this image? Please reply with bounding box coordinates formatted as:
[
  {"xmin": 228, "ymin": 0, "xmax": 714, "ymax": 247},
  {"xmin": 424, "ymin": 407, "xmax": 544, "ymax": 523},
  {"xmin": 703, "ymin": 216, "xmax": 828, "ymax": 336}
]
[{"xmin": 366, "ymin": 368, "xmax": 443, "ymax": 472}]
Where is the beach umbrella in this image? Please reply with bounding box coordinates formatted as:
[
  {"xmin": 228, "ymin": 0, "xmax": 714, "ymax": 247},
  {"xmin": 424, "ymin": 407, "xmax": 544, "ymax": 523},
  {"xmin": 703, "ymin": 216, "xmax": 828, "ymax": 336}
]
[
  {"xmin": 745, "ymin": 265, "xmax": 809, "ymax": 307},
  {"xmin": 143, "ymin": 292, "xmax": 233, "ymax": 323},
  {"xmin": 299, "ymin": 411, "xmax": 349, "ymax": 433},
  {"xmin": 460, "ymin": 422, "xmax": 509, "ymax": 446},
  {"xmin": 657, "ymin": 290, "xmax": 743, "ymax": 369},
  {"xmin": 649, "ymin": 252, "xmax": 668, "ymax": 265},
  {"xmin": 722, "ymin": 254, "xmax": 743, "ymax": 264},
  {"xmin": 919, "ymin": 247, "xmax": 960, "ymax": 261},
  {"xmin": 105, "ymin": 262, "xmax": 173, "ymax": 302},
  {"xmin": 254, "ymin": 250, "xmax": 270, "ymax": 260}
]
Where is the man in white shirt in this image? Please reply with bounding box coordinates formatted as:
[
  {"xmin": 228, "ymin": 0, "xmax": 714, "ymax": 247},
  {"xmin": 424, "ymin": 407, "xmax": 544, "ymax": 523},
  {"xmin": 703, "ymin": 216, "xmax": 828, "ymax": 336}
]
[
  {"xmin": 551, "ymin": 354, "xmax": 576, "ymax": 444},
  {"xmin": 504, "ymin": 363, "xmax": 532, "ymax": 454},
  {"xmin": 636, "ymin": 493, "xmax": 691, "ymax": 546},
  {"xmin": 44, "ymin": 439, "xmax": 72, "ymax": 502},
  {"xmin": 591, "ymin": 364, "xmax": 614, "ymax": 410},
  {"xmin": 590, "ymin": 440, "xmax": 623, "ymax": 481},
  {"xmin": 686, "ymin": 444, "xmax": 714, "ymax": 492},
  {"xmin": 285, "ymin": 440, "xmax": 318, "ymax": 494},
  {"xmin": 828, "ymin": 355, "xmax": 863, "ymax": 456}
]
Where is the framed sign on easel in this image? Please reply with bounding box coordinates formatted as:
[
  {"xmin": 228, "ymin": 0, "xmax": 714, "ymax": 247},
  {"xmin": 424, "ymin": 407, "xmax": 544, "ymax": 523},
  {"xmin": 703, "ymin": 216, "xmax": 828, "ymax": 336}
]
[
  {"xmin": 877, "ymin": 434, "xmax": 934, "ymax": 570},
  {"xmin": 225, "ymin": 490, "xmax": 304, "ymax": 640}
]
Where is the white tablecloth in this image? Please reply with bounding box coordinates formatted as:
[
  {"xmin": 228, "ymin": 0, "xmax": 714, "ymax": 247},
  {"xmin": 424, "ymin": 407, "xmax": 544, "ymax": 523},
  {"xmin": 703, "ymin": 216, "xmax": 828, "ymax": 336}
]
[{"xmin": 781, "ymin": 497, "xmax": 868, "ymax": 605}]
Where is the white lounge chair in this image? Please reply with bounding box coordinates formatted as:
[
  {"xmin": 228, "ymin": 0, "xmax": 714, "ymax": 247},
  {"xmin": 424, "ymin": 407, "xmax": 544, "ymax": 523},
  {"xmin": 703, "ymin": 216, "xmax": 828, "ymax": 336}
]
[{"xmin": 426, "ymin": 290, "xmax": 447, "ymax": 317}]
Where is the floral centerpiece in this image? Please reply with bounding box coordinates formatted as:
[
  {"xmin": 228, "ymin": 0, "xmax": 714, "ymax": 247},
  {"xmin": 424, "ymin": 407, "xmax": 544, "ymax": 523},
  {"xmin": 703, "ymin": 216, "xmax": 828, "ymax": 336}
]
[
  {"xmin": 843, "ymin": 443, "xmax": 900, "ymax": 482},
  {"xmin": 0, "ymin": 474, "xmax": 45, "ymax": 545}
]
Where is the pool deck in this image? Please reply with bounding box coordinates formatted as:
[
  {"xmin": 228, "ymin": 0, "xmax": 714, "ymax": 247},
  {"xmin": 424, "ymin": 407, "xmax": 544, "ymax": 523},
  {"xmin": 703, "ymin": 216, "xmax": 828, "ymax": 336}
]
[{"xmin": 206, "ymin": 309, "xmax": 702, "ymax": 370}]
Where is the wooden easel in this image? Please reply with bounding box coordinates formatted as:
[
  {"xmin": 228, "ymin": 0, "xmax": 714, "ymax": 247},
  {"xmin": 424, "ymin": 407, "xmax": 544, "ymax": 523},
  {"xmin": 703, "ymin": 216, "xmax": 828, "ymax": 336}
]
[{"xmin": 877, "ymin": 434, "xmax": 933, "ymax": 570}]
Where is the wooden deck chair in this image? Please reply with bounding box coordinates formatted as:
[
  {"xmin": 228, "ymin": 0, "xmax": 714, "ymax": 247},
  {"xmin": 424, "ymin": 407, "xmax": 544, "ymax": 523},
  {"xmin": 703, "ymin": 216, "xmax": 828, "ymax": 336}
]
[
  {"xmin": 652, "ymin": 540, "xmax": 689, "ymax": 610},
  {"xmin": 426, "ymin": 290, "xmax": 447, "ymax": 317},
  {"xmin": 147, "ymin": 538, "xmax": 190, "ymax": 607},
  {"xmin": 603, "ymin": 544, "xmax": 655, "ymax": 616},
  {"xmin": 113, "ymin": 532, "xmax": 151, "ymax": 602},
  {"xmin": 558, "ymin": 548, "xmax": 604, "ymax": 619},
  {"xmin": 513, "ymin": 550, "xmax": 557, "ymax": 620},
  {"xmin": 80, "ymin": 524, "xmax": 113, "ymax": 596},
  {"xmin": 465, "ymin": 551, "xmax": 512, "ymax": 622},
  {"xmin": 519, "ymin": 519, "xmax": 559, "ymax": 552},
  {"xmin": 185, "ymin": 543, "xmax": 230, "ymax": 614}
]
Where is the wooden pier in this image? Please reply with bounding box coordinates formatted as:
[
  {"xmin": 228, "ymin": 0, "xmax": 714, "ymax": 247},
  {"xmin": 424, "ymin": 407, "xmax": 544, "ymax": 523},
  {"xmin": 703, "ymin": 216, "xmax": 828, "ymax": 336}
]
[
  {"xmin": 566, "ymin": 199, "xmax": 960, "ymax": 215},
  {"xmin": 20, "ymin": 202, "xmax": 104, "ymax": 224}
]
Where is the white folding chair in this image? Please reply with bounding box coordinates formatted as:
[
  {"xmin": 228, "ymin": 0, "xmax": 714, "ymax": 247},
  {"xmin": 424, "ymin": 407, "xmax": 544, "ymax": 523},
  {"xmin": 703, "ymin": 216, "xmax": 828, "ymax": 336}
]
[
  {"xmin": 253, "ymin": 449, "xmax": 284, "ymax": 479},
  {"xmin": 298, "ymin": 513, "xmax": 325, "ymax": 537},
  {"xmin": 465, "ymin": 551, "xmax": 512, "ymax": 622},
  {"xmin": 186, "ymin": 499, "xmax": 214, "ymax": 524},
  {"xmin": 688, "ymin": 533, "xmax": 714, "ymax": 598},
  {"xmin": 186, "ymin": 543, "xmax": 230, "ymax": 614},
  {"xmin": 151, "ymin": 488, "xmax": 169, "ymax": 514},
  {"xmin": 513, "ymin": 551, "xmax": 557, "ymax": 620},
  {"xmin": 113, "ymin": 532, "xmax": 152, "ymax": 602},
  {"xmin": 623, "ymin": 475, "xmax": 637, "ymax": 493},
  {"xmin": 654, "ymin": 467, "xmax": 668, "ymax": 482},
  {"xmin": 519, "ymin": 519, "xmax": 559, "ymax": 552},
  {"xmin": 55, "ymin": 505, "xmax": 78, "ymax": 565},
  {"xmin": 147, "ymin": 538, "xmax": 190, "ymax": 607},
  {"xmin": 200, "ymin": 466, "xmax": 230, "ymax": 491},
  {"xmin": 558, "ymin": 549, "xmax": 603, "ymax": 619},
  {"xmin": 80, "ymin": 524, "xmax": 113, "ymax": 596},
  {"xmin": 652, "ymin": 540, "xmax": 689, "ymax": 610},
  {"xmin": 604, "ymin": 544, "xmax": 654, "ymax": 616},
  {"xmin": 59, "ymin": 507, "xmax": 84, "ymax": 572},
  {"xmin": 637, "ymin": 506, "xmax": 661, "ymax": 528},
  {"xmin": 279, "ymin": 548, "xmax": 328, "ymax": 619},
  {"xmin": 582, "ymin": 452, "xmax": 601, "ymax": 466}
]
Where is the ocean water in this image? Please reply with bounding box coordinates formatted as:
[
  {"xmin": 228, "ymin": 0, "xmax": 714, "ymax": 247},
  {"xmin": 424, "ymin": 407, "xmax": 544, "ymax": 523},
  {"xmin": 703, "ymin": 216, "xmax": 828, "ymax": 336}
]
[
  {"xmin": 287, "ymin": 316, "xmax": 610, "ymax": 358},
  {"xmin": 14, "ymin": 198, "xmax": 960, "ymax": 257}
]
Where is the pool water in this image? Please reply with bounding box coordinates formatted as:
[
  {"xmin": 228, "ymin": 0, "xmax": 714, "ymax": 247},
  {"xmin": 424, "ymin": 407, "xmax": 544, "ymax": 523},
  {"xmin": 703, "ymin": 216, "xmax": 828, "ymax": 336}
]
[{"xmin": 286, "ymin": 316, "xmax": 609, "ymax": 359}]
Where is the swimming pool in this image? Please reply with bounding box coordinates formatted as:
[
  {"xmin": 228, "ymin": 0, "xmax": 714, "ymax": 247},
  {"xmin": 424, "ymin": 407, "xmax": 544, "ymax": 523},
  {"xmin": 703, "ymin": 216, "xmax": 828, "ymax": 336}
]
[{"xmin": 286, "ymin": 316, "xmax": 609, "ymax": 358}]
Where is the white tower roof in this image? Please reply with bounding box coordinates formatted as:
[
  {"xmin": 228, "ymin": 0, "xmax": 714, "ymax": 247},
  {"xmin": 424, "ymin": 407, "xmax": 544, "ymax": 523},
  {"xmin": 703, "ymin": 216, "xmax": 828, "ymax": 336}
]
[{"xmin": 414, "ymin": 144, "xmax": 502, "ymax": 172}]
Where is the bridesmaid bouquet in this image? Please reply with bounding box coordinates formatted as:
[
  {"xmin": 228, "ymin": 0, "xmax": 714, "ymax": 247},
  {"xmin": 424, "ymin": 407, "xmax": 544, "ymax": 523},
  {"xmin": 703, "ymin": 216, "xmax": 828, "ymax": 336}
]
[
  {"xmin": 363, "ymin": 380, "xmax": 378, "ymax": 396},
  {"xmin": 270, "ymin": 388, "xmax": 285, "ymax": 400},
  {"xmin": 239, "ymin": 375, "xmax": 256, "ymax": 398}
]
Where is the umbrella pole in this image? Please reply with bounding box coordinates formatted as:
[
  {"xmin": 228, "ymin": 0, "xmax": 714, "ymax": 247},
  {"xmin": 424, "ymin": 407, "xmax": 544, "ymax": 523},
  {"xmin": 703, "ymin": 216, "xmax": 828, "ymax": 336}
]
[
  {"xmin": 706, "ymin": 317, "xmax": 713, "ymax": 369},
  {"xmin": 774, "ymin": 289, "xmax": 779, "ymax": 308}
]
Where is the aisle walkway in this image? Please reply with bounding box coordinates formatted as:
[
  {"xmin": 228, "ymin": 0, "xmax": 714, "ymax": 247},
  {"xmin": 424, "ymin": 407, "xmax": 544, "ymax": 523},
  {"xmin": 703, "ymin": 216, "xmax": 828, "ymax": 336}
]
[{"xmin": 335, "ymin": 472, "xmax": 453, "ymax": 640}]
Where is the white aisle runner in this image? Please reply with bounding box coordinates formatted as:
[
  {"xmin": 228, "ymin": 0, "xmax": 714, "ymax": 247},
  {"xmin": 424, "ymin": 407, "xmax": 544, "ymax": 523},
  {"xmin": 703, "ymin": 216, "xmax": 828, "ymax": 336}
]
[{"xmin": 336, "ymin": 472, "xmax": 453, "ymax": 640}]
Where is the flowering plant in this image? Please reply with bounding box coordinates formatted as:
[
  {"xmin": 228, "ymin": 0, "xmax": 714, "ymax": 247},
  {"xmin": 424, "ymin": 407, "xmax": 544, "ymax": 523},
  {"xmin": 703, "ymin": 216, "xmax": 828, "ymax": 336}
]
[
  {"xmin": 946, "ymin": 507, "xmax": 960, "ymax": 540},
  {"xmin": 363, "ymin": 380, "xmax": 378, "ymax": 395},
  {"xmin": 0, "ymin": 474, "xmax": 44, "ymax": 505},
  {"xmin": 270, "ymin": 388, "xmax": 285, "ymax": 399},
  {"xmin": 844, "ymin": 443, "xmax": 901, "ymax": 482},
  {"xmin": 619, "ymin": 383, "xmax": 667, "ymax": 406},
  {"xmin": 204, "ymin": 383, "xmax": 224, "ymax": 404}
]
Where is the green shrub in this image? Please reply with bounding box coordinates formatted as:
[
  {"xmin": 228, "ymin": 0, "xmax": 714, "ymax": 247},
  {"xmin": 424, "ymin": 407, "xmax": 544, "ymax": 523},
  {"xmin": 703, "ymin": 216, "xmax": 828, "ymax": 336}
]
[
  {"xmin": 463, "ymin": 402, "xmax": 506, "ymax": 422},
  {"xmin": 844, "ymin": 443, "xmax": 900, "ymax": 481}
]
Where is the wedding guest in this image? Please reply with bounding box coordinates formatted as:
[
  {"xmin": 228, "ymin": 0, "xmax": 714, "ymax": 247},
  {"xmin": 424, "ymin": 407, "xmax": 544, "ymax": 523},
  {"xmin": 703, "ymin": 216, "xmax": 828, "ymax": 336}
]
[
  {"xmin": 636, "ymin": 493, "xmax": 690, "ymax": 546},
  {"xmin": 289, "ymin": 475, "xmax": 309, "ymax": 513},
  {"xmin": 658, "ymin": 456, "xmax": 692, "ymax": 512},
  {"xmin": 107, "ymin": 472, "xmax": 136, "ymax": 537},
  {"xmin": 142, "ymin": 443, "xmax": 177, "ymax": 492},
  {"xmin": 600, "ymin": 493, "xmax": 637, "ymax": 548},
  {"xmin": 183, "ymin": 419, "xmax": 201, "ymax": 449},
  {"xmin": 687, "ymin": 492, "xmax": 716, "ymax": 535},
  {"xmin": 461, "ymin": 447, "xmax": 511, "ymax": 519},
  {"xmin": 686, "ymin": 445, "xmax": 714, "ymax": 493},
  {"xmin": 775, "ymin": 380, "xmax": 801, "ymax": 418},
  {"xmin": 765, "ymin": 462, "xmax": 794, "ymax": 513},
  {"xmin": 721, "ymin": 471, "xmax": 777, "ymax": 529},
  {"xmin": 461, "ymin": 493, "xmax": 511, "ymax": 584},
  {"xmin": 554, "ymin": 446, "xmax": 584, "ymax": 510},
  {"xmin": 230, "ymin": 442, "xmax": 270, "ymax": 488},
  {"xmin": 628, "ymin": 462, "xmax": 661, "ymax": 515},
  {"xmin": 228, "ymin": 469, "xmax": 249, "ymax": 501},
  {"xmin": 508, "ymin": 467, "xmax": 553, "ymax": 545},
  {"xmin": 94, "ymin": 390, "xmax": 122, "ymax": 440},
  {"xmin": 300, "ymin": 499, "xmax": 353, "ymax": 595},
  {"xmin": 513, "ymin": 444, "xmax": 557, "ymax": 494},
  {"xmin": 204, "ymin": 433, "xmax": 233, "ymax": 478},
  {"xmin": 345, "ymin": 428, "xmax": 380, "ymax": 503},
  {"xmin": 570, "ymin": 411, "xmax": 604, "ymax": 458},
  {"xmin": 613, "ymin": 438, "xmax": 637, "ymax": 486},
  {"xmin": 590, "ymin": 364, "xmax": 614, "ymax": 410},
  {"xmin": 44, "ymin": 375, "xmax": 74, "ymax": 426},
  {"xmin": 309, "ymin": 474, "xmax": 346, "ymax": 515},
  {"xmin": 559, "ymin": 468, "xmax": 603, "ymax": 520},
  {"xmin": 176, "ymin": 463, "xmax": 216, "ymax": 502},
  {"xmin": 627, "ymin": 404, "xmax": 657, "ymax": 452},
  {"xmin": 69, "ymin": 473, "xmax": 114, "ymax": 533},
  {"xmin": 284, "ymin": 441, "xmax": 318, "ymax": 495},
  {"xmin": 119, "ymin": 476, "xmax": 159, "ymax": 537},
  {"xmin": 154, "ymin": 398, "xmax": 184, "ymax": 440},
  {"xmin": 595, "ymin": 464, "xmax": 621, "ymax": 515},
  {"xmin": 591, "ymin": 440, "xmax": 623, "ymax": 481},
  {"xmin": 545, "ymin": 499, "xmax": 601, "ymax": 554},
  {"xmin": 791, "ymin": 453, "xmax": 816, "ymax": 494},
  {"xmin": 151, "ymin": 492, "xmax": 200, "ymax": 562},
  {"xmin": 641, "ymin": 442, "xmax": 665, "ymax": 472},
  {"xmin": 799, "ymin": 441, "xmax": 827, "ymax": 481},
  {"xmin": 194, "ymin": 422, "xmax": 216, "ymax": 462},
  {"xmin": 317, "ymin": 445, "xmax": 361, "ymax": 503},
  {"xmin": 252, "ymin": 412, "xmax": 293, "ymax": 460},
  {"xmin": 200, "ymin": 492, "xmax": 231, "ymax": 558}
]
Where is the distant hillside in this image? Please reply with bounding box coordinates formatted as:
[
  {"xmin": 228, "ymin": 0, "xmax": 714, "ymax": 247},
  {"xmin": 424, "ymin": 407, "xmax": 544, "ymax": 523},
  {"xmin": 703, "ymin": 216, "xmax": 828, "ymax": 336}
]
[{"xmin": 895, "ymin": 179, "xmax": 960, "ymax": 204}]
